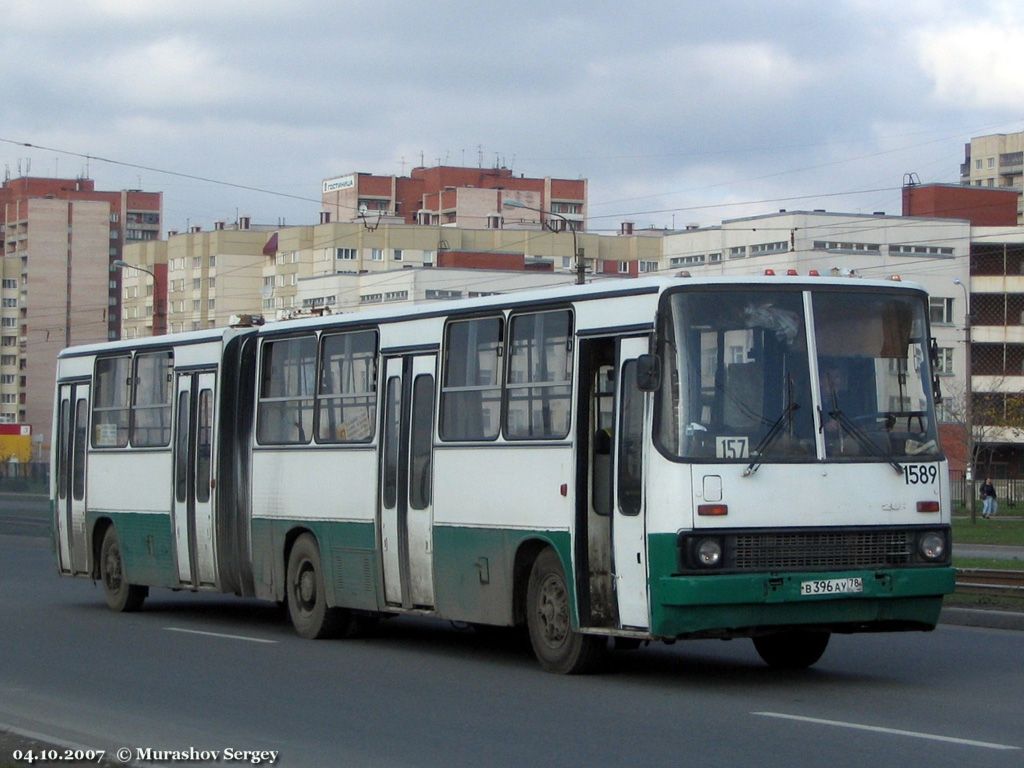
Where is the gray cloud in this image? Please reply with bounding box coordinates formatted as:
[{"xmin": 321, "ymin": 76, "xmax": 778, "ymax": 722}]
[{"xmin": 2, "ymin": 0, "xmax": 1021, "ymax": 232}]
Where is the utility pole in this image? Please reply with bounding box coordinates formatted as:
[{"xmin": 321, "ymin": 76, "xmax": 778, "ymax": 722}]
[{"xmin": 954, "ymin": 278, "xmax": 975, "ymax": 523}]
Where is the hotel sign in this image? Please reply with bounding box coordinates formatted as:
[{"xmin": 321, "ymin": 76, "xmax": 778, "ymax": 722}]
[{"xmin": 323, "ymin": 175, "xmax": 355, "ymax": 193}]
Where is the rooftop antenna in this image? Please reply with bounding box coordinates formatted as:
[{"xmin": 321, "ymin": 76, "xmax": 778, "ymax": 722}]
[{"xmin": 477, "ymin": 144, "xmax": 483, "ymax": 168}]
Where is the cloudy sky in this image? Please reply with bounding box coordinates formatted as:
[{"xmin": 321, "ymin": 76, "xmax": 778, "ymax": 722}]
[{"xmin": 2, "ymin": 0, "xmax": 1022, "ymax": 233}]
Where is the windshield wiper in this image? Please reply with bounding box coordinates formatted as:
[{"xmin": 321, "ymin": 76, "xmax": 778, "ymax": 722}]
[
  {"xmin": 823, "ymin": 407, "xmax": 903, "ymax": 474},
  {"xmin": 743, "ymin": 402, "xmax": 799, "ymax": 477}
]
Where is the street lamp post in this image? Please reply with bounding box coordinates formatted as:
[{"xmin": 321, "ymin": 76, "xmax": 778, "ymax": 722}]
[
  {"xmin": 503, "ymin": 199, "xmax": 586, "ymax": 285},
  {"xmin": 954, "ymin": 278, "xmax": 975, "ymax": 523}
]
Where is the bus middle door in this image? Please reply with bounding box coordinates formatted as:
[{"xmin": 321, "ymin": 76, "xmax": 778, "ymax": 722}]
[
  {"xmin": 380, "ymin": 354, "xmax": 437, "ymax": 610},
  {"xmin": 172, "ymin": 370, "xmax": 217, "ymax": 587}
]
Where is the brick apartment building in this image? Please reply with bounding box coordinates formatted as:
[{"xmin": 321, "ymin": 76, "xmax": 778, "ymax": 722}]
[
  {"xmin": 321, "ymin": 165, "xmax": 587, "ymax": 233},
  {"xmin": 0, "ymin": 176, "xmax": 161, "ymax": 452}
]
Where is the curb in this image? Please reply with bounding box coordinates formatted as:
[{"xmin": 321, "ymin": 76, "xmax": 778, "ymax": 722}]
[{"xmin": 940, "ymin": 606, "xmax": 1024, "ymax": 631}]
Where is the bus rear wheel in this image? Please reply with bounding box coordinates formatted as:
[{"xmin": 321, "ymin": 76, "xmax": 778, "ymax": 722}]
[
  {"xmin": 286, "ymin": 533, "xmax": 363, "ymax": 639},
  {"xmin": 753, "ymin": 630, "xmax": 830, "ymax": 669},
  {"xmin": 99, "ymin": 526, "xmax": 147, "ymax": 612},
  {"xmin": 526, "ymin": 548, "xmax": 606, "ymax": 674}
]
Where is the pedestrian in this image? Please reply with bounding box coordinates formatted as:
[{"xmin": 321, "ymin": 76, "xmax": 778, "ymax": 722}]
[{"xmin": 981, "ymin": 477, "xmax": 998, "ymax": 519}]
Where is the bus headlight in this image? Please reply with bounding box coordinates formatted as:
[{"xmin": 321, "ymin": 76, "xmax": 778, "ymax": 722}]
[
  {"xmin": 696, "ymin": 538, "xmax": 723, "ymax": 567},
  {"xmin": 918, "ymin": 532, "xmax": 946, "ymax": 561}
]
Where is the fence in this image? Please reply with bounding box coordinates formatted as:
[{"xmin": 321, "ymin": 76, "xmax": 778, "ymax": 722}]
[
  {"xmin": 0, "ymin": 461, "xmax": 49, "ymax": 494},
  {"xmin": 949, "ymin": 470, "xmax": 1022, "ymax": 510}
]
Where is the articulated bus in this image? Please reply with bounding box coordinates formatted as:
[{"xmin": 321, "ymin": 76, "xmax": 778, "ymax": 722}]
[{"xmin": 51, "ymin": 275, "xmax": 955, "ymax": 673}]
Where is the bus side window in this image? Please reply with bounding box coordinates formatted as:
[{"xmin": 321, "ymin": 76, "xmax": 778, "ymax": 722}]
[
  {"xmin": 440, "ymin": 316, "xmax": 502, "ymax": 441},
  {"xmin": 257, "ymin": 336, "xmax": 316, "ymax": 445},
  {"xmin": 92, "ymin": 356, "xmax": 130, "ymax": 448},
  {"xmin": 505, "ymin": 309, "xmax": 573, "ymax": 440}
]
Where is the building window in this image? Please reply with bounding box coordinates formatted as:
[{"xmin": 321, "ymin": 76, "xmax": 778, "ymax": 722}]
[
  {"xmin": 425, "ymin": 289, "xmax": 462, "ymax": 300},
  {"xmin": 336, "ymin": 248, "xmax": 357, "ymax": 261},
  {"xmin": 929, "ymin": 297, "xmax": 954, "ymax": 325},
  {"xmin": 618, "ymin": 261, "xmax": 630, "ymax": 274},
  {"xmin": 371, "ymin": 248, "xmax": 383, "ymax": 261},
  {"xmin": 935, "ymin": 347, "xmax": 954, "ymax": 375},
  {"xmin": 1, "ymin": 280, "xmax": 16, "ymax": 290},
  {"xmin": 393, "ymin": 249, "xmax": 403, "ymax": 262},
  {"xmin": 639, "ymin": 261, "xmax": 659, "ymax": 273},
  {"xmin": 728, "ymin": 246, "xmax": 747, "ymax": 259}
]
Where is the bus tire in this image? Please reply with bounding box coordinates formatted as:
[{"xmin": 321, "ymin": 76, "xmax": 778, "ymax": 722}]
[
  {"xmin": 286, "ymin": 533, "xmax": 346, "ymax": 639},
  {"xmin": 99, "ymin": 526, "xmax": 147, "ymax": 612},
  {"xmin": 753, "ymin": 630, "xmax": 830, "ymax": 669},
  {"xmin": 526, "ymin": 548, "xmax": 606, "ymax": 674}
]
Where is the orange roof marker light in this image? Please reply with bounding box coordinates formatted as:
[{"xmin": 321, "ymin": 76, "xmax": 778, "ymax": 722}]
[
  {"xmin": 786, "ymin": 269, "xmax": 798, "ymax": 276},
  {"xmin": 764, "ymin": 269, "xmax": 776, "ymax": 276}
]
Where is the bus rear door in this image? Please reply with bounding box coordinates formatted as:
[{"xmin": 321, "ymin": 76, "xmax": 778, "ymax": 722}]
[{"xmin": 55, "ymin": 382, "xmax": 90, "ymax": 575}]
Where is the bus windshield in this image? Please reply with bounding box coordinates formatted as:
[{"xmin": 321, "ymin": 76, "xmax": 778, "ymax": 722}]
[
  {"xmin": 657, "ymin": 288, "xmax": 817, "ymax": 462},
  {"xmin": 656, "ymin": 286, "xmax": 941, "ymax": 463},
  {"xmin": 813, "ymin": 291, "xmax": 940, "ymax": 461}
]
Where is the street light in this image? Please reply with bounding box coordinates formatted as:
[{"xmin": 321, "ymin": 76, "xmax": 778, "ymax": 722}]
[
  {"xmin": 954, "ymin": 277, "xmax": 975, "ymax": 523},
  {"xmin": 503, "ymin": 199, "xmax": 586, "ymax": 285},
  {"xmin": 112, "ymin": 259, "xmax": 155, "ymax": 278},
  {"xmin": 113, "ymin": 259, "xmax": 162, "ymax": 336}
]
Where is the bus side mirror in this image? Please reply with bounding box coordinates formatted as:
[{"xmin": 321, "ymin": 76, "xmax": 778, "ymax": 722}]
[{"xmin": 636, "ymin": 354, "xmax": 661, "ymax": 392}]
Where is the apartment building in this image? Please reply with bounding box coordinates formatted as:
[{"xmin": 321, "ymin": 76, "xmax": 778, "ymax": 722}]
[
  {"xmin": 0, "ymin": 176, "xmax": 162, "ymax": 341},
  {"xmin": 321, "ymin": 165, "xmax": 587, "ymax": 233},
  {"xmin": 966, "ymin": 229, "xmax": 1024, "ymax": 475},
  {"xmin": 960, "ymin": 131, "xmax": 1024, "ymax": 224},
  {"xmin": 122, "ymin": 218, "xmax": 663, "ymax": 327}
]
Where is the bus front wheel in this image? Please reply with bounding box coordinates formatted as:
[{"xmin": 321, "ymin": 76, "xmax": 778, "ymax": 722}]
[
  {"xmin": 526, "ymin": 548, "xmax": 606, "ymax": 674},
  {"xmin": 753, "ymin": 630, "xmax": 830, "ymax": 669},
  {"xmin": 99, "ymin": 526, "xmax": 147, "ymax": 612}
]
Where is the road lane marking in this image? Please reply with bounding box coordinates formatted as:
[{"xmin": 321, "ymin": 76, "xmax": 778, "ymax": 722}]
[
  {"xmin": 165, "ymin": 627, "xmax": 277, "ymax": 644},
  {"xmin": 752, "ymin": 712, "xmax": 1020, "ymax": 751}
]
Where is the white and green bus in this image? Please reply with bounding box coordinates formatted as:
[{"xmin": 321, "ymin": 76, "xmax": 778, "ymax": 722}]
[{"xmin": 52, "ymin": 275, "xmax": 955, "ymax": 673}]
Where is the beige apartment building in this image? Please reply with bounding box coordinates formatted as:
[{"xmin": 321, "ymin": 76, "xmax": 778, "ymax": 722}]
[
  {"xmin": 961, "ymin": 131, "xmax": 1024, "ymax": 224},
  {"xmin": 121, "ymin": 220, "xmax": 664, "ymax": 327},
  {"xmin": 1, "ymin": 197, "xmax": 111, "ymax": 448}
]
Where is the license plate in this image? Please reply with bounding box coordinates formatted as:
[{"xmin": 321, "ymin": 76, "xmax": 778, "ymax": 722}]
[{"xmin": 800, "ymin": 577, "xmax": 864, "ymax": 596}]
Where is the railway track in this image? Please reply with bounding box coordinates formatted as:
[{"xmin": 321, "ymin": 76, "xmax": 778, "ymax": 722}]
[{"xmin": 955, "ymin": 568, "xmax": 1024, "ymax": 596}]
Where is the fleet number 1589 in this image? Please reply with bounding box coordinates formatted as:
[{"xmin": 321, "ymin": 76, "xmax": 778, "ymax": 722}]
[{"xmin": 903, "ymin": 464, "xmax": 938, "ymax": 485}]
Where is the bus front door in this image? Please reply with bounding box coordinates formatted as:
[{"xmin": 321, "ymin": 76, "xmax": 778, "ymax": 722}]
[
  {"xmin": 380, "ymin": 354, "xmax": 436, "ymax": 610},
  {"xmin": 172, "ymin": 371, "xmax": 218, "ymax": 587},
  {"xmin": 613, "ymin": 337, "xmax": 650, "ymax": 629},
  {"xmin": 55, "ymin": 382, "xmax": 90, "ymax": 575}
]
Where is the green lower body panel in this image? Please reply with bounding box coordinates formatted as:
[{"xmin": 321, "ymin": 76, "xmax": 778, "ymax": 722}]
[
  {"xmin": 432, "ymin": 526, "xmax": 571, "ymax": 625},
  {"xmin": 650, "ymin": 564, "xmax": 955, "ymax": 638},
  {"xmin": 87, "ymin": 511, "xmax": 178, "ymax": 588},
  {"xmin": 250, "ymin": 518, "xmax": 379, "ymax": 609}
]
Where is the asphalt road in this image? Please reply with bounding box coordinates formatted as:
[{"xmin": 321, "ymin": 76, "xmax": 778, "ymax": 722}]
[{"xmin": 1, "ymin": 500, "xmax": 1023, "ymax": 768}]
